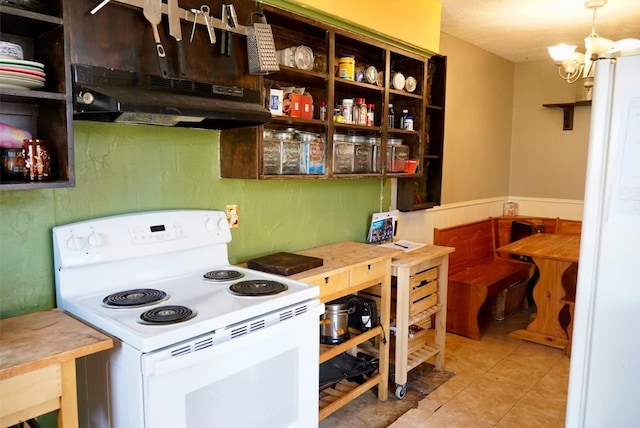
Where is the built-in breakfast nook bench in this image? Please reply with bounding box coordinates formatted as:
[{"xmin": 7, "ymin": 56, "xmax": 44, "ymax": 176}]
[
  {"xmin": 433, "ymin": 219, "xmax": 531, "ymax": 340},
  {"xmin": 434, "ymin": 216, "xmax": 582, "ymax": 351}
]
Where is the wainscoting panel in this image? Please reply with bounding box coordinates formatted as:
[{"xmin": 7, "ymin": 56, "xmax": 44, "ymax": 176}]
[{"xmin": 395, "ymin": 196, "xmax": 583, "ymax": 244}]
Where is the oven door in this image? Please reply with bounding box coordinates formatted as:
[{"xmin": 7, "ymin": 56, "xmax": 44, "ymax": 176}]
[{"xmin": 141, "ymin": 301, "xmax": 323, "ymax": 428}]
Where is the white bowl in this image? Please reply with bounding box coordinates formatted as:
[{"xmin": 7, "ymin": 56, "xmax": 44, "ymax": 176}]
[{"xmin": 0, "ymin": 41, "xmax": 24, "ymax": 60}]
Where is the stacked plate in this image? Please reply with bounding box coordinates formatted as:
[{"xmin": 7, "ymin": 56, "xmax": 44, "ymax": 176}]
[{"xmin": 0, "ymin": 58, "xmax": 45, "ymax": 90}]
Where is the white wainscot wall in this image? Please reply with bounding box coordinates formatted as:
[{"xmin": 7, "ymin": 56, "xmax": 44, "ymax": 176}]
[{"xmin": 395, "ymin": 196, "xmax": 584, "ymax": 245}]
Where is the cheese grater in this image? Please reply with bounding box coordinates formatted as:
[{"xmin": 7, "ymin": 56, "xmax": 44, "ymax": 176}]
[{"xmin": 246, "ymin": 12, "xmax": 279, "ymax": 74}]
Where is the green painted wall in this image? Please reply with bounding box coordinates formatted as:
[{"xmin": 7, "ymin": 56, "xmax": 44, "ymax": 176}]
[{"xmin": 0, "ymin": 121, "xmax": 390, "ymax": 318}]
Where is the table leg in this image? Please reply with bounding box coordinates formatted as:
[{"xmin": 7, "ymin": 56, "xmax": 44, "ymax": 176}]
[
  {"xmin": 58, "ymin": 359, "xmax": 79, "ymax": 428},
  {"xmin": 509, "ymin": 258, "xmax": 570, "ymax": 348}
]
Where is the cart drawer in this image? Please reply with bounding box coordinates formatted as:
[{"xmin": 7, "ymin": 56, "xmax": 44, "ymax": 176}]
[
  {"xmin": 303, "ymin": 271, "xmax": 350, "ymax": 301},
  {"xmin": 351, "ymin": 261, "xmax": 387, "ymax": 288},
  {"xmin": 410, "ymin": 292, "xmax": 438, "ymax": 316},
  {"xmin": 410, "ymin": 275, "xmax": 438, "ymax": 302}
]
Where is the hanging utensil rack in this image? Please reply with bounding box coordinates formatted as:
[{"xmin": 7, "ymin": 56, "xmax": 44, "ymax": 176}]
[{"xmin": 93, "ymin": 0, "xmax": 248, "ymax": 36}]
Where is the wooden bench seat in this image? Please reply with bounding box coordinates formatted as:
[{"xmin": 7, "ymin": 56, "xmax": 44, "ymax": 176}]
[{"xmin": 434, "ymin": 219, "xmax": 531, "ymax": 340}]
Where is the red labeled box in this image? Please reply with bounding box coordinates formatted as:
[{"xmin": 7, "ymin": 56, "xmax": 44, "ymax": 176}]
[
  {"xmin": 301, "ymin": 94, "xmax": 313, "ymax": 119},
  {"xmin": 283, "ymin": 92, "xmax": 302, "ymax": 117}
]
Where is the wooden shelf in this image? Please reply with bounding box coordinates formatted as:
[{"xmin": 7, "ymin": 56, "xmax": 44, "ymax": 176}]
[
  {"xmin": 0, "ymin": 1, "xmax": 73, "ymax": 190},
  {"xmin": 289, "ymin": 241, "xmax": 400, "ymax": 420},
  {"xmin": 543, "ymin": 100, "xmax": 592, "ymax": 131},
  {"xmin": 397, "ymin": 54, "xmax": 446, "ymax": 211},
  {"xmin": 219, "ymin": 4, "xmax": 428, "ymax": 180}
]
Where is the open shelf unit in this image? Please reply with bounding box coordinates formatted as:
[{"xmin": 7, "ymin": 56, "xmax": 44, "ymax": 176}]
[
  {"xmin": 0, "ymin": 2, "xmax": 74, "ymax": 190},
  {"xmin": 396, "ymin": 54, "xmax": 446, "ymax": 210},
  {"xmin": 219, "ymin": 4, "xmax": 433, "ymax": 181}
]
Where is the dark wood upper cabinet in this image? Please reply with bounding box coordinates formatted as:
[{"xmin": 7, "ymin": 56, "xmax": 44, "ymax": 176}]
[{"xmin": 397, "ymin": 54, "xmax": 446, "ymax": 210}]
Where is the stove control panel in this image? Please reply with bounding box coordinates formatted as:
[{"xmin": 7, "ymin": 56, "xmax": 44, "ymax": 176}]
[
  {"xmin": 53, "ymin": 210, "xmax": 232, "ymax": 268},
  {"xmin": 129, "ymin": 222, "xmax": 186, "ymax": 244}
]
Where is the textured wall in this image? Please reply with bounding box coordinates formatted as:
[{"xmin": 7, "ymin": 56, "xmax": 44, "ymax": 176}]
[
  {"xmin": 510, "ymin": 60, "xmax": 590, "ymax": 199},
  {"xmin": 0, "ymin": 122, "xmax": 389, "ymax": 318},
  {"xmin": 438, "ymin": 33, "xmax": 515, "ymax": 204}
]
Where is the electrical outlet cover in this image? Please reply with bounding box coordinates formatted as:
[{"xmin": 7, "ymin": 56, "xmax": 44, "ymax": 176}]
[{"xmin": 226, "ymin": 205, "xmax": 239, "ymax": 228}]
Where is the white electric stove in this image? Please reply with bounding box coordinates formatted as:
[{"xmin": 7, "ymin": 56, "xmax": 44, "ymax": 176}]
[{"xmin": 53, "ymin": 209, "xmax": 323, "ymax": 428}]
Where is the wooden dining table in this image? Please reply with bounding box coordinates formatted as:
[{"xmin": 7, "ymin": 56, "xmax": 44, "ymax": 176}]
[{"xmin": 496, "ymin": 233, "xmax": 580, "ymax": 349}]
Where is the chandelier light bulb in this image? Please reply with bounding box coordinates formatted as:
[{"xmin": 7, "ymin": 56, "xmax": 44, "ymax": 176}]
[{"xmin": 548, "ymin": 44, "xmax": 577, "ymax": 63}]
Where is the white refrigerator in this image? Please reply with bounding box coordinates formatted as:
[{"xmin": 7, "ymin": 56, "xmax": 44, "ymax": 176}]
[{"xmin": 566, "ymin": 51, "xmax": 640, "ymax": 426}]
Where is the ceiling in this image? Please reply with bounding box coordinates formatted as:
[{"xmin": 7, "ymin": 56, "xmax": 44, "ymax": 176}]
[{"xmin": 439, "ymin": 0, "xmax": 640, "ymax": 63}]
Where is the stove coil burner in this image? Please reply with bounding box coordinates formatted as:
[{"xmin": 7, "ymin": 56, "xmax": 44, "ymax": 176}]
[
  {"xmin": 139, "ymin": 305, "xmax": 196, "ymax": 325},
  {"xmin": 103, "ymin": 288, "xmax": 168, "ymax": 308},
  {"xmin": 229, "ymin": 280, "xmax": 288, "ymax": 296},
  {"xmin": 203, "ymin": 270, "xmax": 245, "ymax": 281}
]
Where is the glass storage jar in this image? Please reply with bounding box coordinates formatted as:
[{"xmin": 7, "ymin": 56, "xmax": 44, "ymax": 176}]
[
  {"xmin": 262, "ymin": 129, "xmax": 281, "ymax": 175},
  {"xmin": 350, "ymin": 135, "xmax": 371, "ymax": 173},
  {"xmin": 274, "ymin": 129, "xmax": 301, "ymax": 175},
  {"xmin": 387, "ymin": 138, "xmax": 409, "ymax": 172},
  {"xmin": 366, "ymin": 135, "xmax": 382, "ymax": 173},
  {"xmin": 22, "ymin": 139, "xmax": 51, "ymax": 181},
  {"xmin": 298, "ymin": 131, "xmax": 325, "ymax": 175},
  {"xmin": 332, "ymin": 133, "xmax": 354, "ymax": 174}
]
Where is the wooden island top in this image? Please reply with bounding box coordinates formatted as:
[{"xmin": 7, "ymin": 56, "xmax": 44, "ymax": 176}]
[{"xmin": 1, "ymin": 309, "xmax": 113, "ymax": 427}]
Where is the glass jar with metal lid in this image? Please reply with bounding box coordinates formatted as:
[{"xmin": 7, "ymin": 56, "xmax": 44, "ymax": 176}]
[
  {"xmin": 274, "ymin": 129, "xmax": 301, "ymax": 175},
  {"xmin": 366, "ymin": 135, "xmax": 382, "ymax": 173},
  {"xmin": 298, "ymin": 131, "xmax": 325, "ymax": 175},
  {"xmin": 262, "ymin": 129, "xmax": 282, "ymax": 175},
  {"xmin": 349, "ymin": 134, "xmax": 371, "ymax": 173},
  {"xmin": 332, "ymin": 133, "xmax": 354, "ymax": 174},
  {"xmin": 386, "ymin": 138, "xmax": 409, "ymax": 172}
]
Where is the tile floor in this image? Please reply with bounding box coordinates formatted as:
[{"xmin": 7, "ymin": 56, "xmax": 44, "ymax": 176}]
[
  {"xmin": 391, "ymin": 310, "xmax": 570, "ymax": 428},
  {"xmin": 389, "ymin": 307, "xmax": 570, "ymax": 427}
]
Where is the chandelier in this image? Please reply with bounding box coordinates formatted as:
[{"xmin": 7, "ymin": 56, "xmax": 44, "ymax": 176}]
[{"xmin": 547, "ymin": 0, "xmax": 612, "ymax": 86}]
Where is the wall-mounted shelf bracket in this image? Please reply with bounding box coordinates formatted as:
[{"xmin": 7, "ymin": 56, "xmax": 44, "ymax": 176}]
[{"xmin": 542, "ymin": 100, "xmax": 592, "ymax": 131}]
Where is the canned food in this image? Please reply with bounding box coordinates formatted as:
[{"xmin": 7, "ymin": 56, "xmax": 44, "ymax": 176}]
[{"xmin": 338, "ymin": 55, "xmax": 355, "ymax": 80}]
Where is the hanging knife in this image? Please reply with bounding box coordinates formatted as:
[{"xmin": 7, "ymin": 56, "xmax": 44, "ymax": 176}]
[
  {"xmin": 167, "ymin": 0, "xmax": 186, "ymax": 76},
  {"xmin": 220, "ymin": 4, "xmax": 232, "ymax": 56}
]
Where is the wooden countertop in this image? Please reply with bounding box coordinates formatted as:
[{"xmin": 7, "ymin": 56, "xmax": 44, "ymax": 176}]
[
  {"xmin": 0, "ymin": 309, "xmax": 113, "ymax": 380},
  {"xmin": 391, "ymin": 244, "xmax": 455, "ymax": 267},
  {"xmin": 289, "ymin": 241, "xmax": 402, "ymax": 281}
]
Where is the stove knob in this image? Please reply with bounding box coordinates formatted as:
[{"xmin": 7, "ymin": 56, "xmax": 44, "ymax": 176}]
[
  {"xmin": 87, "ymin": 231, "xmax": 104, "ymax": 247},
  {"xmin": 66, "ymin": 235, "xmax": 82, "ymax": 251},
  {"xmin": 205, "ymin": 216, "xmax": 228, "ymax": 232},
  {"xmin": 218, "ymin": 217, "xmax": 230, "ymax": 232}
]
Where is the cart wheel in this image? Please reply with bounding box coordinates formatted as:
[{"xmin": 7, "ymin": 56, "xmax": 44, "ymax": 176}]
[{"xmin": 395, "ymin": 385, "xmax": 407, "ymax": 400}]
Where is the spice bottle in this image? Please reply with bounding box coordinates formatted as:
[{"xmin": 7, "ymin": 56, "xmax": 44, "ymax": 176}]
[
  {"xmin": 366, "ymin": 104, "xmax": 375, "ymax": 127},
  {"xmin": 355, "ymin": 98, "xmax": 367, "ymax": 125},
  {"xmin": 319, "ymin": 101, "xmax": 326, "ymax": 121},
  {"xmin": 388, "ymin": 104, "xmax": 395, "ymax": 128},
  {"xmin": 342, "ymin": 98, "xmax": 354, "ymax": 123},
  {"xmin": 400, "ymin": 109, "xmax": 409, "ymax": 129},
  {"xmin": 404, "ymin": 115, "xmax": 413, "ymax": 131}
]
